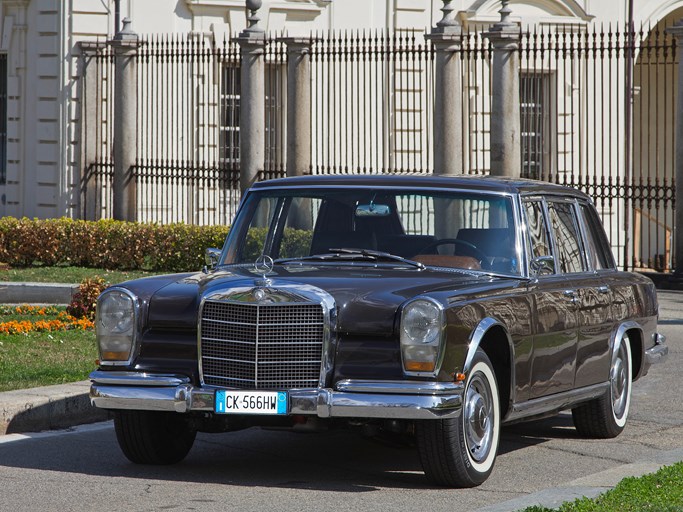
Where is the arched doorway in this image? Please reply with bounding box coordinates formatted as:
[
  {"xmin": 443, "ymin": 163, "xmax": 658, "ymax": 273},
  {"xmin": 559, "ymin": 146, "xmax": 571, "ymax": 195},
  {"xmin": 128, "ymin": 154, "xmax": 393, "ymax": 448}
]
[{"xmin": 631, "ymin": 9, "xmax": 681, "ymax": 271}]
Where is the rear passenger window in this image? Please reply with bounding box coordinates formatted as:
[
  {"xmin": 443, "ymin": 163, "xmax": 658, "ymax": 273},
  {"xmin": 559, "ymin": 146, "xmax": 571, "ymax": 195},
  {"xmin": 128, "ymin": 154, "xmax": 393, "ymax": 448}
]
[
  {"xmin": 523, "ymin": 200, "xmax": 552, "ymax": 260},
  {"xmin": 547, "ymin": 201, "xmax": 586, "ymax": 274},
  {"xmin": 580, "ymin": 203, "xmax": 615, "ymax": 270}
]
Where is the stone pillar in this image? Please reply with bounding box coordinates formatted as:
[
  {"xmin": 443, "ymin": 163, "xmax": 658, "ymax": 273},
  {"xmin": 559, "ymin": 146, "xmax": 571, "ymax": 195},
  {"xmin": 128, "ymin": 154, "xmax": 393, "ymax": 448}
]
[
  {"xmin": 484, "ymin": 0, "xmax": 521, "ymax": 178},
  {"xmin": 667, "ymin": 21, "xmax": 683, "ymax": 275},
  {"xmin": 425, "ymin": 0, "xmax": 463, "ymax": 176},
  {"xmin": 111, "ymin": 18, "xmax": 139, "ymax": 221},
  {"xmin": 77, "ymin": 43, "xmax": 101, "ymax": 220},
  {"xmin": 237, "ymin": 0, "xmax": 266, "ymax": 193},
  {"xmin": 284, "ymin": 37, "xmax": 312, "ymax": 178}
]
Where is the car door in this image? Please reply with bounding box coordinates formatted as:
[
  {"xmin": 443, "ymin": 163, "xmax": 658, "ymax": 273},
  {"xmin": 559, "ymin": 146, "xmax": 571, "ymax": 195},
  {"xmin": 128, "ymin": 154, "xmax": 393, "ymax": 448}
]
[
  {"xmin": 571, "ymin": 201, "xmax": 616, "ymax": 388},
  {"xmin": 523, "ymin": 199, "xmax": 578, "ymax": 399}
]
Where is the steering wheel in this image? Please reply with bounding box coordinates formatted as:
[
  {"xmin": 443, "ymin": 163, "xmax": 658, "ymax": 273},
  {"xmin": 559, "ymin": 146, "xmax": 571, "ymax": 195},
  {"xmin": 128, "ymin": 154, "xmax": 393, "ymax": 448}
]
[{"xmin": 420, "ymin": 238, "xmax": 488, "ymax": 264}]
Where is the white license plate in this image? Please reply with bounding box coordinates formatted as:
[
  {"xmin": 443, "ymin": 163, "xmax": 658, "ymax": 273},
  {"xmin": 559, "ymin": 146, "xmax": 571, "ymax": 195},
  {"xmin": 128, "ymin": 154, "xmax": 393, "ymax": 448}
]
[{"xmin": 215, "ymin": 390, "xmax": 288, "ymax": 415}]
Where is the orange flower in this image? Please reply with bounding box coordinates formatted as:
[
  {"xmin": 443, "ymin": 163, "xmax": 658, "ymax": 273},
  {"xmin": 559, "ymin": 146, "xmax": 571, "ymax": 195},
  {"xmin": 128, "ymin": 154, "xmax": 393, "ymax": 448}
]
[{"xmin": 0, "ymin": 314, "xmax": 94, "ymax": 335}]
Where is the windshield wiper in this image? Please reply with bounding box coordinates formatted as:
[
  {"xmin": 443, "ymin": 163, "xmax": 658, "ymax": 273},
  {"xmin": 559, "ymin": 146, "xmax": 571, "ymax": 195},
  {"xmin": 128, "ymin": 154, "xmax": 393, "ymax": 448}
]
[
  {"xmin": 326, "ymin": 248, "xmax": 426, "ymax": 269},
  {"xmin": 278, "ymin": 248, "xmax": 425, "ymax": 270}
]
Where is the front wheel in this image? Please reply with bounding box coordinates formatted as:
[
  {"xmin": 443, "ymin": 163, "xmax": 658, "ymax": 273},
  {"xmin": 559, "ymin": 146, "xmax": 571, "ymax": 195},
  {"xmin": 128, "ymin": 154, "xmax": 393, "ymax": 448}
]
[
  {"xmin": 416, "ymin": 350, "xmax": 501, "ymax": 487},
  {"xmin": 114, "ymin": 410, "xmax": 197, "ymax": 464},
  {"xmin": 572, "ymin": 334, "xmax": 632, "ymax": 438}
]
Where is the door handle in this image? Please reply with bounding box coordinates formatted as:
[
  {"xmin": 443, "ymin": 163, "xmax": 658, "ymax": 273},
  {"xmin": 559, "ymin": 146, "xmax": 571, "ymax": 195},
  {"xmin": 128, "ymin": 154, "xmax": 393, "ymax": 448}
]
[{"xmin": 563, "ymin": 290, "xmax": 578, "ymax": 304}]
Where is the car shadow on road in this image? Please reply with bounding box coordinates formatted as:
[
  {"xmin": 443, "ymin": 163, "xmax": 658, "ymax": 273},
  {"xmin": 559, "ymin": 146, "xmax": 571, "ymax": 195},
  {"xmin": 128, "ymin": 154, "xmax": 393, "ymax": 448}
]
[
  {"xmin": 499, "ymin": 412, "xmax": 581, "ymax": 455},
  {"xmin": 0, "ymin": 413, "xmax": 583, "ymax": 492}
]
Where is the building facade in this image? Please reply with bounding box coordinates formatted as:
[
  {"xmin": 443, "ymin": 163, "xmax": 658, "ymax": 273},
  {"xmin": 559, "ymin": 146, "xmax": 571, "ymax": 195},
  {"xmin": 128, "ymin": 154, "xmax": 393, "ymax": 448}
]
[{"xmin": 0, "ymin": 0, "xmax": 681, "ymax": 271}]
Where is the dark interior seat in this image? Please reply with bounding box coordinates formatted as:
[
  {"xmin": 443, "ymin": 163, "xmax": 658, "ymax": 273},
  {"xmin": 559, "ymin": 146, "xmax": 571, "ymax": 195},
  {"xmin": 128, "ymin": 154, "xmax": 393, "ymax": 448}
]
[
  {"xmin": 309, "ymin": 231, "xmax": 376, "ymax": 255},
  {"xmin": 377, "ymin": 234, "xmax": 437, "ymax": 258},
  {"xmin": 456, "ymin": 228, "xmax": 515, "ymax": 272}
]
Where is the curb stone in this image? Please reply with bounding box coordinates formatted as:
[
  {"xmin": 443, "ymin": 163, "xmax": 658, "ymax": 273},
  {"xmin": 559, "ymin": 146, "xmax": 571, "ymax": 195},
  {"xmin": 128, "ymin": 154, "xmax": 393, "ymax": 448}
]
[
  {"xmin": 0, "ymin": 381, "xmax": 109, "ymax": 435},
  {"xmin": 0, "ymin": 281, "xmax": 77, "ymax": 304},
  {"xmin": 474, "ymin": 449, "xmax": 683, "ymax": 512}
]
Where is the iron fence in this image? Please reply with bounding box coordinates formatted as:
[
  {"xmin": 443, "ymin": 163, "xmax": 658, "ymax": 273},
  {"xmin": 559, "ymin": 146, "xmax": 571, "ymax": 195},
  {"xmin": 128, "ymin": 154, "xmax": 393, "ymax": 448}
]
[
  {"xmin": 311, "ymin": 30, "xmax": 434, "ymax": 174},
  {"xmin": 79, "ymin": 25, "xmax": 677, "ymax": 272}
]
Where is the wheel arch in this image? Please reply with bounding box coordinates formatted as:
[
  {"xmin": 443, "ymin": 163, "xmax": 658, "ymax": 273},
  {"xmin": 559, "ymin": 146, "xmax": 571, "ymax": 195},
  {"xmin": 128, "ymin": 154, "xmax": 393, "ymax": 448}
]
[
  {"xmin": 463, "ymin": 318, "xmax": 514, "ymax": 419},
  {"xmin": 615, "ymin": 321, "xmax": 644, "ymax": 381}
]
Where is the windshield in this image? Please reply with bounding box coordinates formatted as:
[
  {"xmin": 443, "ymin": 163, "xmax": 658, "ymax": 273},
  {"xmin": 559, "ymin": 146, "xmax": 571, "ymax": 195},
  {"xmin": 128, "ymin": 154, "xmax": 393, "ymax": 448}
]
[{"xmin": 223, "ymin": 187, "xmax": 521, "ymax": 275}]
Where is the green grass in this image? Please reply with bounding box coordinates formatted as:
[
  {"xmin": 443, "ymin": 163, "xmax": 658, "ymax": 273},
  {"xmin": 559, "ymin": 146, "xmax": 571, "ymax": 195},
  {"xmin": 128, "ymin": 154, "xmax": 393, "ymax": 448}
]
[
  {"xmin": 0, "ymin": 265, "xmax": 159, "ymax": 284},
  {"xmin": 521, "ymin": 461, "xmax": 683, "ymax": 512},
  {"xmin": 0, "ymin": 306, "xmax": 97, "ymax": 392}
]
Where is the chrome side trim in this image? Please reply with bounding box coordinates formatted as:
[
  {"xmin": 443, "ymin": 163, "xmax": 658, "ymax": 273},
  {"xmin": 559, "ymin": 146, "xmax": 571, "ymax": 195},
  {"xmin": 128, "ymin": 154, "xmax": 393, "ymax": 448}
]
[
  {"xmin": 612, "ymin": 321, "xmax": 641, "ymax": 362},
  {"xmin": 89, "ymin": 370, "xmax": 190, "ymax": 386},
  {"xmin": 463, "ymin": 317, "xmax": 517, "ymax": 406},
  {"xmin": 463, "ymin": 317, "xmax": 516, "ymax": 374},
  {"xmin": 89, "ymin": 377, "xmax": 463, "ymax": 420},
  {"xmin": 505, "ymin": 382, "xmax": 608, "ymax": 423}
]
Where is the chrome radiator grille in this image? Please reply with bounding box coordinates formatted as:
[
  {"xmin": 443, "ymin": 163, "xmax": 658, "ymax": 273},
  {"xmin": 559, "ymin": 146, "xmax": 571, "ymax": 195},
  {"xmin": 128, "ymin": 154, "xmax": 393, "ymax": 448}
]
[{"xmin": 200, "ymin": 300, "xmax": 325, "ymax": 389}]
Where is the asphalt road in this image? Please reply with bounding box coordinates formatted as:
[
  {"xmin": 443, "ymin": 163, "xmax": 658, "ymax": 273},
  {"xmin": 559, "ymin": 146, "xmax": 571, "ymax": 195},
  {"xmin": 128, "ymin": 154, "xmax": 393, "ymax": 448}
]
[{"xmin": 1, "ymin": 291, "xmax": 681, "ymax": 512}]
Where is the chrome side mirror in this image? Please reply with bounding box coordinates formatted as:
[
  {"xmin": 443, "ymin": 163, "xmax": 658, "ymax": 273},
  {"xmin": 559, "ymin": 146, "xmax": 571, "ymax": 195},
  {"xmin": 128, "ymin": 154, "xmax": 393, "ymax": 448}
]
[
  {"xmin": 530, "ymin": 255, "xmax": 555, "ymax": 277},
  {"xmin": 205, "ymin": 248, "xmax": 221, "ymax": 269}
]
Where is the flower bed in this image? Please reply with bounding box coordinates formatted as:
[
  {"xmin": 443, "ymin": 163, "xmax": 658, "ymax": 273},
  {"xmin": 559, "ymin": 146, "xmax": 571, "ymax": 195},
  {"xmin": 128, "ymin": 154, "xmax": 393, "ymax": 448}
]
[{"xmin": 0, "ymin": 305, "xmax": 94, "ymax": 335}]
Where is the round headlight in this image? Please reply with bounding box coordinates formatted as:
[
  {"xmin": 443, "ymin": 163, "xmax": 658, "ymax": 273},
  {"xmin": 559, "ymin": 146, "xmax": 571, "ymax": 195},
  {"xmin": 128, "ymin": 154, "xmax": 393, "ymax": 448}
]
[{"xmin": 401, "ymin": 299, "xmax": 441, "ymax": 345}]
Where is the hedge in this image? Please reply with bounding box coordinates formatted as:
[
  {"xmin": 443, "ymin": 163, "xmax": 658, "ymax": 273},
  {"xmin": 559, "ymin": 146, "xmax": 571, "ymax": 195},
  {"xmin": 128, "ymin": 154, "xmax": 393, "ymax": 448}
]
[{"xmin": 0, "ymin": 217, "xmax": 229, "ymax": 272}]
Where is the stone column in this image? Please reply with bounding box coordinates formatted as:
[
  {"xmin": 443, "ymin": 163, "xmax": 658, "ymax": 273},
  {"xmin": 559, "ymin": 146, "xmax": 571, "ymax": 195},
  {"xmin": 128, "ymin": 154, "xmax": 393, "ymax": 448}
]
[
  {"xmin": 284, "ymin": 37, "xmax": 312, "ymax": 178},
  {"xmin": 484, "ymin": 0, "xmax": 521, "ymax": 178},
  {"xmin": 237, "ymin": 0, "xmax": 266, "ymax": 193},
  {"xmin": 425, "ymin": 1, "xmax": 462, "ymax": 176},
  {"xmin": 77, "ymin": 43, "xmax": 101, "ymax": 220},
  {"xmin": 667, "ymin": 21, "xmax": 683, "ymax": 276},
  {"xmin": 111, "ymin": 18, "xmax": 139, "ymax": 221}
]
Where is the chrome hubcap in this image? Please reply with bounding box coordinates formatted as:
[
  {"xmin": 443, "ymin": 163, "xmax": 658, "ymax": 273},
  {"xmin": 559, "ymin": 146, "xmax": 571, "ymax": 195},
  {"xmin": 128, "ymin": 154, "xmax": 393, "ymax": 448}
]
[
  {"xmin": 464, "ymin": 374, "xmax": 494, "ymax": 462},
  {"xmin": 611, "ymin": 343, "xmax": 629, "ymax": 419}
]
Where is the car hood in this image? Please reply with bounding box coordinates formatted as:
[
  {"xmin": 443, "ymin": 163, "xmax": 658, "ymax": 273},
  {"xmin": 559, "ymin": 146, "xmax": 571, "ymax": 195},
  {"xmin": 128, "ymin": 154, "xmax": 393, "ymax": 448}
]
[{"xmin": 122, "ymin": 264, "xmax": 521, "ymax": 335}]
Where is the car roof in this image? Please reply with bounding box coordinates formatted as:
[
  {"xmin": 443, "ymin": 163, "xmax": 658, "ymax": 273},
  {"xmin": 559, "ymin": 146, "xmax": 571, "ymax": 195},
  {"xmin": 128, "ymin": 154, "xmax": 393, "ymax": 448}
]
[{"xmin": 249, "ymin": 173, "xmax": 590, "ymax": 200}]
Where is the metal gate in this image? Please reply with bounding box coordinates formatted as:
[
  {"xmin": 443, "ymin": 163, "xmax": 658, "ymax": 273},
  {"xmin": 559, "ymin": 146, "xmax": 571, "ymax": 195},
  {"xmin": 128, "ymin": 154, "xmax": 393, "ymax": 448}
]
[{"xmin": 79, "ymin": 25, "xmax": 677, "ymax": 272}]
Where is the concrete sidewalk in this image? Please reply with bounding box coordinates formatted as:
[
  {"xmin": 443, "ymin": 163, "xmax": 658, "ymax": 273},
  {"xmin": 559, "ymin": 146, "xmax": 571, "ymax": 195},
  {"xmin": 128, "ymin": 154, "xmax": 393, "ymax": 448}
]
[{"xmin": 0, "ymin": 381, "xmax": 108, "ymax": 435}]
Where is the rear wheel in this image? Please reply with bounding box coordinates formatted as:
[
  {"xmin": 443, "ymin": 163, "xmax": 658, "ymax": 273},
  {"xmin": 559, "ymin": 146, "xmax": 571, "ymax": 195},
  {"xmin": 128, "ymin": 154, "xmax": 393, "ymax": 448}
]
[
  {"xmin": 114, "ymin": 410, "xmax": 197, "ymax": 464},
  {"xmin": 572, "ymin": 334, "xmax": 632, "ymax": 438},
  {"xmin": 416, "ymin": 350, "xmax": 500, "ymax": 487}
]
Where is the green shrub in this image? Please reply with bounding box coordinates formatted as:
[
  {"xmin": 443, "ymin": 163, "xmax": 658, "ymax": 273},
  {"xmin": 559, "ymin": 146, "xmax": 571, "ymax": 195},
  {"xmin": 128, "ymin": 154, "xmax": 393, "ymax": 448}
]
[
  {"xmin": 241, "ymin": 227, "xmax": 313, "ymax": 261},
  {"xmin": 67, "ymin": 276, "xmax": 108, "ymax": 320},
  {"xmin": 0, "ymin": 217, "xmax": 228, "ymax": 272}
]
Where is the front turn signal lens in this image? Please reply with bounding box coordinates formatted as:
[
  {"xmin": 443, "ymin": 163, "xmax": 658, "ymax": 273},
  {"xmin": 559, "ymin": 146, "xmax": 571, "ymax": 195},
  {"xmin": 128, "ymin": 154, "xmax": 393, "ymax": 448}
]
[
  {"xmin": 101, "ymin": 351, "xmax": 131, "ymax": 361},
  {"xmin": 405, "ymin": 361, "xmax": 436, "ymax": 372}
]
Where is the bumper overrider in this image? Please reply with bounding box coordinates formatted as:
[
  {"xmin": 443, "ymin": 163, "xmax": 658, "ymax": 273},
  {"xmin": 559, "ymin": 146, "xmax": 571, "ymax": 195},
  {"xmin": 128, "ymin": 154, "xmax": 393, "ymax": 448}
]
[
  {"xmin": 89, "ymin": 370, "xmax": 463, "ymax": 420},
  {"xmin": 645, "ymin": 333, "xmax": 668, "ymax": 366}
]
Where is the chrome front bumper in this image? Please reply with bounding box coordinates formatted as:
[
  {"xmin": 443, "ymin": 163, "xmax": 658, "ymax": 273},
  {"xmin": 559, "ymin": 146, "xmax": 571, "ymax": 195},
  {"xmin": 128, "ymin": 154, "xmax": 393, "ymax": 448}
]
[{"xmin": 89, "ymin": 371, "xmax": 463, "ymax": 420}]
